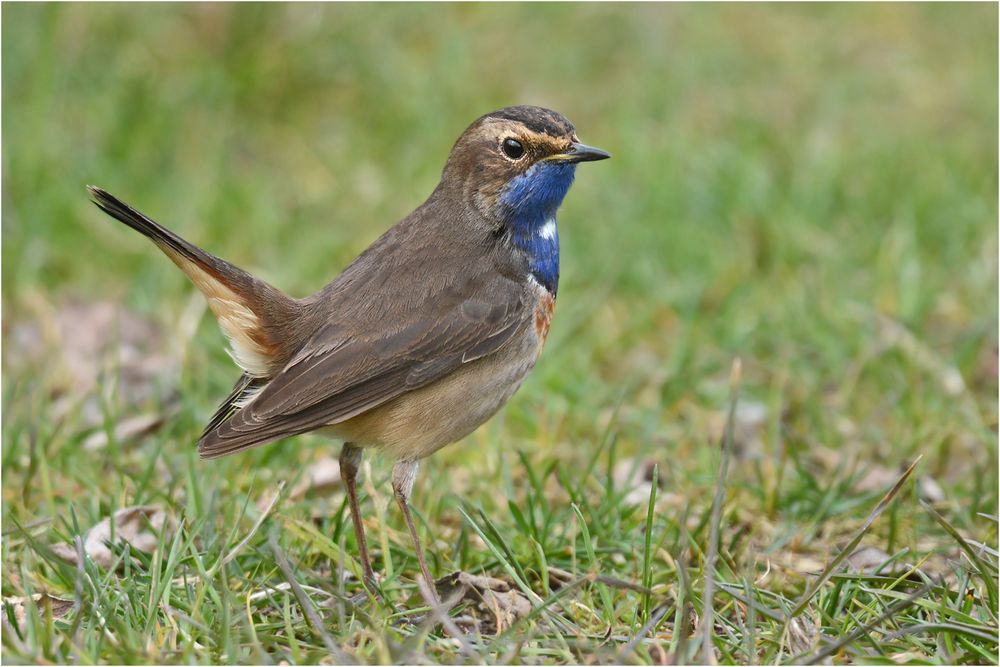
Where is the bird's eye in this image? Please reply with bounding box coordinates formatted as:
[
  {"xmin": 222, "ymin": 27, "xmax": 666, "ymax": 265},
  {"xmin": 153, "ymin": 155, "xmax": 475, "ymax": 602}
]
[{"xmin": 501, "ymin": 138, "xmax": 525, "ymax": 160}]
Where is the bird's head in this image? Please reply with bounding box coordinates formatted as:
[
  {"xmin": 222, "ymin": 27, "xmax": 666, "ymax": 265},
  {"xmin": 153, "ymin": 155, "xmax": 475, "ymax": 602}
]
[{"xmin": 441, "ymin": 106, "xmax": 610, "ymax": 225}]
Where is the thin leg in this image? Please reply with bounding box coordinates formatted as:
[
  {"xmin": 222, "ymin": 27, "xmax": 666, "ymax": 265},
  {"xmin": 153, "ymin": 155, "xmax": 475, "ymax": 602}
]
[
  {"xmin": 392, "ymin": 460, "xmax": 439, "ymax": 604},
  {"xmin": 339, "ymin": 443, "xmax": 377, "ymax": 592}
]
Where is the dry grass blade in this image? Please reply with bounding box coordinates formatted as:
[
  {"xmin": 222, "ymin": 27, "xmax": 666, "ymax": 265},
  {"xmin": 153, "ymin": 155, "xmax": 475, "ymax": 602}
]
[
  {"xmin": 787, "ymin": 456, "xmax": 921, "ymax": 619},
  {"xmin": 69, "ymin": 535, "xmax": 86, "ymax": 653},
  {"xmin": 670, "ymin": 503, "xmax": 696, "ymax": 665},
  {"xmin": 675, "ymin": 599, "xmax": 695, "ymax": 665},
  {"xmin": 268, "ymin": 533, "xmax": 352, "ymax": 664},
  {"xmin": 1, "ymin": 517, "xmax": 52, "ymax": 537},
  {"xmin": 593, "ymin": 574, "xmax": 653, "ymax": 594},
  {"xmin": 715, "ymin": 583, "xmax": 785, "ymax": 623},
  {"xmin": 880, "ymin": 622, "xmax": 1000, "ymax": 644},
  {"xmin": 701, "ymin": 357, "xmax": 742, "ymax": 665}
]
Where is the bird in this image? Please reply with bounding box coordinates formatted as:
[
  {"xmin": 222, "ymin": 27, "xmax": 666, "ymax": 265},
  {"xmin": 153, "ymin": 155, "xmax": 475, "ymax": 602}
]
[{"xmin": 87, "ymin": 105, "xmax": 610, "ymax": 601}]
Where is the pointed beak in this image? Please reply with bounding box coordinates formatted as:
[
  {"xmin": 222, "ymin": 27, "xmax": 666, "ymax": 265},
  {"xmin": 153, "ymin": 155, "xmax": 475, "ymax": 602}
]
[{"xmin": 547, "ymin": 141, "xmax": 612, "ymax": 164}]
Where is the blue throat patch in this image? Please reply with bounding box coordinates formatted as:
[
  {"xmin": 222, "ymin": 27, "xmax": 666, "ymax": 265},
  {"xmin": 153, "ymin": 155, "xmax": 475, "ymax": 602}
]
[{"xmin": 498, "ymin": 162, "xmax": 577, "ymax": 295}]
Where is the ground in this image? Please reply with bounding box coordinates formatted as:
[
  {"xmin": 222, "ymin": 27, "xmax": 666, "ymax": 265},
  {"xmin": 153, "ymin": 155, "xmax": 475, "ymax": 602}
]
[{"xmin": 2, "ymin": 4, "xmax": 997, "ymax": 665}]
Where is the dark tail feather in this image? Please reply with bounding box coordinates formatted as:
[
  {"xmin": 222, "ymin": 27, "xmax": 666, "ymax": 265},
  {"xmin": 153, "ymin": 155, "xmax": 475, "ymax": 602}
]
[
  {"xmin": 88, "ymin": 186, "xmax": 210, "ymax": 269},
  {"xmin": 87, "ymin": 186, "xmax": 304, "ymax": 376}
]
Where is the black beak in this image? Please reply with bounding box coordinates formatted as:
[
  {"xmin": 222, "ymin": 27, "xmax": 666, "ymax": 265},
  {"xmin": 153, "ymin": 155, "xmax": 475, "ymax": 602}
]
[{"xmin": 548, "ymin": 141, "xmax": 612, "ymax": 164}]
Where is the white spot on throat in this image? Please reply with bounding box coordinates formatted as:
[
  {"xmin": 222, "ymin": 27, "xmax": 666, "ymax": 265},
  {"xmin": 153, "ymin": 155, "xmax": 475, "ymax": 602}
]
[
  {"xmin": 526, "ymin": 274, "xmax": 554, "ymax": 295},
  {"xmin": 538, "ymin": 218, "xmax": 557, "ymax": 240}
]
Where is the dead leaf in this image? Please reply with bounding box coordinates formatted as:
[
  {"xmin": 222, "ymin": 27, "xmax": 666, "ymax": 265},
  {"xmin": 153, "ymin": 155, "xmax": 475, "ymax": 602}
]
[
  {"xmin": 649, "ymin": 641, "xmax": 673, "ymax": 665},
  {"xmin": 4, "ymin": 299, "xmax": 178, "ymax": 425},
  {"xmin": 290, "ymin": 458, "xmax": 342, "ymax": 500},
  {"xmin": 815, "ymin": 453, "xmax": 942, "ymax": 505},
  {"xmin": 50, "ymin": 506, "xmax": 173, "ymax": 568},
  {"xmin": 846, "ymin": 544, "xmax": 924, "ymax": 580},
  {"xmin": 547, "ymin": 566, "xmax": 575, "ymax": 590},
  {"xmin": 435, "ymin": 572, "xmax": 531, "ymax": 634},
  {"xmin": 846, "ymin": 545, "xmax": 893, "ymax": 573},
  {"xmin": 785, "ymin": 613, "xmax": 819, "ymax": 655},
  {"xmin": 3, "ymin": 593, "xmax": 74, "ymax": 626},
  {"xmin": 777, "ymin": 552, "xmax": 826, "ymax": 576},
  {"xmin": 708, "ymin": 400, "xmax": 769, "ymax": 460},
  {"xmin": 613, "ymin": 458, "xmax": 666, "ymax": 506},
  {"xmin": 81, "ymin": 413, "xmax": 167, "ymax": 451},
  {"xmin": 890, "ymin": 651, "xmax": 931, "ymax": 663},
  {"xmin": 918, "ymin": 476, "xmax": 945, "ymax": 503},
  {"xmin": 852, "ymin": 464, "xmax": 900, "ymax": 494},
  {"xmin": 811, "ymin": 445, "xmax": 850, "ymax": 473}
]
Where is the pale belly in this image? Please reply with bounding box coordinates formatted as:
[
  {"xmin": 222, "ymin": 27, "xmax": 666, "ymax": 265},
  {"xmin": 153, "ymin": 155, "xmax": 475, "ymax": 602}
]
[{"xmin": 323, "ymin": 288, "xmax": 555, "ymax": 461}]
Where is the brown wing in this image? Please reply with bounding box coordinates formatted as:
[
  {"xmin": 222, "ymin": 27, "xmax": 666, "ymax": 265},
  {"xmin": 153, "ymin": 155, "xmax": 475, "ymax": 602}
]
[{"xmin": 197, "ymin": 272, "xmax": 530, "ymax": 458}]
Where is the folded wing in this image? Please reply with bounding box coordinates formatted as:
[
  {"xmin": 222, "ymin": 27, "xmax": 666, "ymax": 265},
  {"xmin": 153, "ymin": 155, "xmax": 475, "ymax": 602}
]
[{"xmin": 197, "ymin": 273, "xmax": 529, "ymax": 458}]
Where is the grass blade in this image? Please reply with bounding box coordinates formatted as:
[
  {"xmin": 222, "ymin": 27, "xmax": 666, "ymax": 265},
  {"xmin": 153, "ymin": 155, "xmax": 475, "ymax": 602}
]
[
  {"xmin": 793, "ymin": 580, "xmax": 935, "ymax": 664},
  {"xmin": 268, "ymin": 532, "xmax": 352, "ymax": 664},
  {"xmin": 921, "ymin": 500, "xmax": 999, "ymax": 611},
  {"xmin": 787, "ymin": 456, "xmax": 922, "ymax": 619},
  {"xmin": 642, "ymin": 463, "xmax": 658, "ymax": 622},
  {"xmin": 701, "ymin": 358, "xmax": 741, "ymax": 664}
]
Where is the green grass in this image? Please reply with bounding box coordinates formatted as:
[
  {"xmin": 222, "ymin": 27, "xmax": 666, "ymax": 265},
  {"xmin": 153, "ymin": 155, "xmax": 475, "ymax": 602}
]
[{"xmin": 2, "ymin": 3, "xmax": 997, "ymax": 664}]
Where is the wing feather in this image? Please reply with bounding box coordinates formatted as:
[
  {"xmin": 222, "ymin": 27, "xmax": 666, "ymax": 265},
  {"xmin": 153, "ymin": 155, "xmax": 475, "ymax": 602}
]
[{"xmin": 197, "ymin": 273, "xmax": 529, "ymax": 458}]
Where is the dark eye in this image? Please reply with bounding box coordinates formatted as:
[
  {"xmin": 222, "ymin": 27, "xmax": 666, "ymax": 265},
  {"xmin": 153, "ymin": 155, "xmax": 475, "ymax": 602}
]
[{"xmin": 501, "ymin": 138, "xmax": 525, "ymax": 160}]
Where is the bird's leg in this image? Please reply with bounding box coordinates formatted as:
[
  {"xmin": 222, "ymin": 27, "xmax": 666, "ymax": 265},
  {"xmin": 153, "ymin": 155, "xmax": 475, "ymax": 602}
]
[
  {"xmin": 391, "ymin": 460, "xmax": 440, "ymax": 605},
  {"xmin": 339, "ymin": 442, "xmax": 378, "ymax": 594}
]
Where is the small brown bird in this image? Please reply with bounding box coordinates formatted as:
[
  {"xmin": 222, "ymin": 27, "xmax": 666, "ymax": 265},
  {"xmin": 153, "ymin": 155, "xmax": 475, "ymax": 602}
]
[{"xmin": 89, "ymin": 105, "xmax": 609, "ymax": 599}]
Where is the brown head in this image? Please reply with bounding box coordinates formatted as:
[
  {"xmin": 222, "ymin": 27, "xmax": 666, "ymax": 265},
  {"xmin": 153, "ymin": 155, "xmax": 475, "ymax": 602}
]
[{"xmin": 439, "ymin": 105, "xmax": 610, "ymax": 222}]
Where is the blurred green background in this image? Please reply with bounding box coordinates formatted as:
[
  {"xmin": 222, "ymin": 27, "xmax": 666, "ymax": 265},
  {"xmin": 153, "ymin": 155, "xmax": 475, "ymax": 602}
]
[
  {"xmin": 1, "ymin": 3, "xmax": 997, "ymax": 661},
  {"xmin": 5, "ymin": 2, "xmax": 996, "ymax": 454}
]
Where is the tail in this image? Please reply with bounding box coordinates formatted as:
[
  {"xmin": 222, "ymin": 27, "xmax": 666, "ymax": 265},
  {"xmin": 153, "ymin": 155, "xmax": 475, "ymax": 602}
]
[{"xmin": 88, "ymin": 186, "xmax": 303, "ymax": 378}]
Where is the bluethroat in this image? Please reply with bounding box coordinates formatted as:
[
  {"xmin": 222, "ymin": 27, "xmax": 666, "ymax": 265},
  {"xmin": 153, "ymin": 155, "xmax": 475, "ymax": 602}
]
[{"xmin": 88, "ymin": 105, "xmax": 610, "ymax": 600}]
